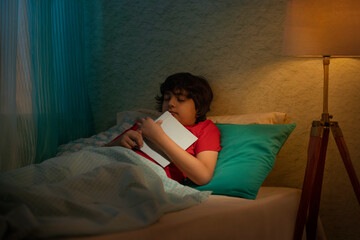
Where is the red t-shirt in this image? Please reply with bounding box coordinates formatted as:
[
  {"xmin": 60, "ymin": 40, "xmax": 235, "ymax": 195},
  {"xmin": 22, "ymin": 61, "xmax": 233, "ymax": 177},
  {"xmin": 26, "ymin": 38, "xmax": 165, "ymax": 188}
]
[{"xmin": 110, "ymin": 120, "xmax": 221, "ymax": 183}]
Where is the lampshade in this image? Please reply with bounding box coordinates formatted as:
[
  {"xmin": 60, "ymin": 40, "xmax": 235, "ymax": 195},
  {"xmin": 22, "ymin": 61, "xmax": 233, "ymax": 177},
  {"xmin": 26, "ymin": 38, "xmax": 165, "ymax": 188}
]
[{"xmin": 283, "ymin": 0, "xmax": 360, "ymax": 57}]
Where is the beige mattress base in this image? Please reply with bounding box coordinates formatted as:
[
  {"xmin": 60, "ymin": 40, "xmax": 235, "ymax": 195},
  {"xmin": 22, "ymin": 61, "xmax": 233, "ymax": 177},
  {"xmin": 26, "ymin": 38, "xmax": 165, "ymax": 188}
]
[{"xmin": 63, "ymin": 187, "xmax": 326, "ymax": 240}]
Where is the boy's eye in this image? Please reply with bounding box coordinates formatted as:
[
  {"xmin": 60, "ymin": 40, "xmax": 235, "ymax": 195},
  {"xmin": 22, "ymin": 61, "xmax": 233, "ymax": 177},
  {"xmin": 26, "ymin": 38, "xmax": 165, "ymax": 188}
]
[{"xmin": 177, "ymin": 97, "xmax": 185, "ymax": 102}]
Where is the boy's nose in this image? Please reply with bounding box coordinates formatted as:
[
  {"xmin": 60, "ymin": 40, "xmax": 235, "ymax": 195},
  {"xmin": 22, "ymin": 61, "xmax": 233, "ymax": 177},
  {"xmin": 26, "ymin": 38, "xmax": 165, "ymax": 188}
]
[{"xmin": 168, "ymin": 97, "xmax": 176, "ymax": 106}]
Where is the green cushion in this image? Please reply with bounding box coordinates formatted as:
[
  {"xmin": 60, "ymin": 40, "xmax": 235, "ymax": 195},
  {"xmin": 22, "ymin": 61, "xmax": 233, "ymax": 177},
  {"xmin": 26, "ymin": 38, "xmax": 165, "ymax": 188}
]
[{"xmin": 196, "ymin": 123, "xmax": 296, "ymax": 199}]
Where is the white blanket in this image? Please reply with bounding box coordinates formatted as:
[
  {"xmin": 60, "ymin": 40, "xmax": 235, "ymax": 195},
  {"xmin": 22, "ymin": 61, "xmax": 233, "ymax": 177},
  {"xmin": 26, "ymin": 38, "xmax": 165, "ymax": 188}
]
[{"xmin": 0, "ymin": 147, "xmax": 210, "ymax": 239}]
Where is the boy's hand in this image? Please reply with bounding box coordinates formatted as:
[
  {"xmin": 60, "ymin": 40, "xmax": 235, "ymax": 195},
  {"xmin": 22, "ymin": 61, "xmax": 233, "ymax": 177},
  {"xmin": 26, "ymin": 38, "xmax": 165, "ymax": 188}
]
[
  {"xmin": 104, "ymin": 130, "xmax": 143, "ymax": 149},
  {"xmin": 137, "ymin": 117, "xmax": 164, "ymax": 142}
]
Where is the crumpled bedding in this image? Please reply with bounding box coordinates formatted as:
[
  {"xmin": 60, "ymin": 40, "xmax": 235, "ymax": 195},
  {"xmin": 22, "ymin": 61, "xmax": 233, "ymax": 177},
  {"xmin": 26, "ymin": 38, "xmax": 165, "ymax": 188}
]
[{"xmin": 0, "ymin": 147, "xmax": 210, "ymax": 239}]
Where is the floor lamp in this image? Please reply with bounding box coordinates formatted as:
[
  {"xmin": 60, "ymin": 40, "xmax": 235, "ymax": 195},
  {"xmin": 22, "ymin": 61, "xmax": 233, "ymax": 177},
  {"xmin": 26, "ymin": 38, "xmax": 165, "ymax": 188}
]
[{"xmin": 282, "ymin": 1, "xmax": 360, "ymax": 240}]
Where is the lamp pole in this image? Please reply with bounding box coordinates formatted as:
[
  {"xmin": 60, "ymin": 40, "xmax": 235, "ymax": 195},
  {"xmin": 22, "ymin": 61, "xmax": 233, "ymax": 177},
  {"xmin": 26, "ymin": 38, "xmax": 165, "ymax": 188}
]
[{"xmin": 321, "ymin": 56, "xmax": 331, "ymax": 125}]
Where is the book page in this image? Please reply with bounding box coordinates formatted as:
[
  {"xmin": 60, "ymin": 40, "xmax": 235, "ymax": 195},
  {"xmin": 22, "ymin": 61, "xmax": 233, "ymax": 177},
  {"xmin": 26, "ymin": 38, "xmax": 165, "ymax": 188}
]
[{"xmin": 140, "ymin": 111, "xmax": 198, "ymax": 168}]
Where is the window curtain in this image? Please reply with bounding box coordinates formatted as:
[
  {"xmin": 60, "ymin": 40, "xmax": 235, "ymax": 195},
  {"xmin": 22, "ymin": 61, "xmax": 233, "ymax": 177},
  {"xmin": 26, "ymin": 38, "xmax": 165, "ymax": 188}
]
[{"xmin": 0, "ymin": 0, "xmax": 94, "ymax": 171}]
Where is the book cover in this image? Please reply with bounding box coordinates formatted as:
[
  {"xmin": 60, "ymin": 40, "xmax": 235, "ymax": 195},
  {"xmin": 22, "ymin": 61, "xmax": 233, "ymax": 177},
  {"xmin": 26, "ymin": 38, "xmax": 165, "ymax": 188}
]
[{"xmin": 140, "ymin": 111, "xmax": 198, "ymax": 167}]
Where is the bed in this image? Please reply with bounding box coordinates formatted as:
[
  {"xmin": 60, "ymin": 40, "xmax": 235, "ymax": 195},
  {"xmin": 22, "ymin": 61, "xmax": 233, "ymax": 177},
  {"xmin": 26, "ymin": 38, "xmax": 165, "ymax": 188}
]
[{"xmin": 0, "ymin": 110, "xmax": 326, "ymax": 240}]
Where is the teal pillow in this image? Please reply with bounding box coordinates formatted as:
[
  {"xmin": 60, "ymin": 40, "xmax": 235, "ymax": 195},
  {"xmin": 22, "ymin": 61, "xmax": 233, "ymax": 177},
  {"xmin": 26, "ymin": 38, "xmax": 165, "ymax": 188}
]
[{"xmin": 196, "ymin": 123, "xmax": 296, "ymax": 199}]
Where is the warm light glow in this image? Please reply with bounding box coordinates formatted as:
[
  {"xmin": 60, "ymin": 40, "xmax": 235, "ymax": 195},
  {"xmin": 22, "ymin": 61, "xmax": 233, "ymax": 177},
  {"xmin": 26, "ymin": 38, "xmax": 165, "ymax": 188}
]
[{"xmin": 283, "ymin": 0, "xmax": 360, "ymax": 57}]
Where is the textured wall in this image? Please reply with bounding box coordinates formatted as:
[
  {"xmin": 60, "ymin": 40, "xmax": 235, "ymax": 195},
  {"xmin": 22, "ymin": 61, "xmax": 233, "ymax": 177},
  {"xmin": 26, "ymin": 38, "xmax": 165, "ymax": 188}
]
[{"xmin": 85, "ymin": 1, "xmax": 360, "ymax": 239}]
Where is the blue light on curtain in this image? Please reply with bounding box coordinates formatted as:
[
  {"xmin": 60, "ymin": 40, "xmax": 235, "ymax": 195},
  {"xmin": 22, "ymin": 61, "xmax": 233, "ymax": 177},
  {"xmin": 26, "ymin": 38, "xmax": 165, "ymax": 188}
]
[{"xmin": 0, "ymin": 0, "xmax": 94, "ymax": 171}]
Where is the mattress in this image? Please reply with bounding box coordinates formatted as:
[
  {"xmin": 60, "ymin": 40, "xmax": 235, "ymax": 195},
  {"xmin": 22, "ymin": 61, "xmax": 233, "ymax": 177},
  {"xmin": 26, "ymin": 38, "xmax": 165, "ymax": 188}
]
[{"xmin": 63, "ymin": 187, "xmax": 325, "ymax": 240}]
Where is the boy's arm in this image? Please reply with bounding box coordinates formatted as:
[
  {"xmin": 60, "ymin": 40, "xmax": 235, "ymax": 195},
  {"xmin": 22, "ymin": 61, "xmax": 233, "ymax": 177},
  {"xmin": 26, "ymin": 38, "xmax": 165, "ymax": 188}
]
[{"xmin": 139, "ymin": 117, "xmax": 218, "ymax": 185}]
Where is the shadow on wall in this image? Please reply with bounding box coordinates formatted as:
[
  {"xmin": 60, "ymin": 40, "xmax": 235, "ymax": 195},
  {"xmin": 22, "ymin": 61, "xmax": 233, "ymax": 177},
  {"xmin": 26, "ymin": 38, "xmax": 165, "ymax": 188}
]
[{"xmin": 84, "ymin": 0, "xmax": 289, "ymax": 132}]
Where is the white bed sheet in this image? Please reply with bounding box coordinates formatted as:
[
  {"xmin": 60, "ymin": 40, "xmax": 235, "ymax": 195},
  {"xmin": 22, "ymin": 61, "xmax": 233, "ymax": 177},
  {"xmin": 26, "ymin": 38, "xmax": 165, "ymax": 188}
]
[{"xmin": 63, "ymin": 187, "xmax": 326, "ymax": 240}]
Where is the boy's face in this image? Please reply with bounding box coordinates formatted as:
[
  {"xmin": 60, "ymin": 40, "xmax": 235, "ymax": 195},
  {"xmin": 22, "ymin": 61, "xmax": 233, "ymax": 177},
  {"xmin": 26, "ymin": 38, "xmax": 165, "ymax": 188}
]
[{"xmin": 162, "ymin": 90, "xmax": 197, "ymax": 126}]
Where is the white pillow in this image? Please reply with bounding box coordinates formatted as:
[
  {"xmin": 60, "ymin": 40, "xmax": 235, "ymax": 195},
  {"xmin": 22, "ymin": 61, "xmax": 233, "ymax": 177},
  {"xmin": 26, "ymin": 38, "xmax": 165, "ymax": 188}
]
[
  {"xmin": 207, "ymin": 112, "xmax": 288, "ymax": 125},
  {"xmin": 117, "ymin": 110, "xmax": 288, "ymax": 126}
]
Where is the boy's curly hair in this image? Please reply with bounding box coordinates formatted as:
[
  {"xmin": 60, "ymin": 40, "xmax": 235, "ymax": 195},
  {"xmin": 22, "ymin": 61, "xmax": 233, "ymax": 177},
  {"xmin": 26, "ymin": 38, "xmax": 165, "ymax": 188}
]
[{"xmin": 155, "ymin": 72, "xmax": 213, "ymax": 123}]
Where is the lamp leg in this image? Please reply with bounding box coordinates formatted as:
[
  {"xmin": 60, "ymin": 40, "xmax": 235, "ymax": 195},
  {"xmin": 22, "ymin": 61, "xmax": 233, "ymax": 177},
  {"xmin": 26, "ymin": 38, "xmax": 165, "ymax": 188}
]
[
  {"xmin": 306, "ymin": 127, "xmax": 329, "ymax": 240},
  {"xmin": 331, "ymin": 122, "xmax": 360, "ymax": 204},
  {"xmin": 293, "ymin": 121, "xmax": 323, "ymax": 240},
  {"xmin": 294, "ymin": 120, "xmax": 360, "ymax": 240}
]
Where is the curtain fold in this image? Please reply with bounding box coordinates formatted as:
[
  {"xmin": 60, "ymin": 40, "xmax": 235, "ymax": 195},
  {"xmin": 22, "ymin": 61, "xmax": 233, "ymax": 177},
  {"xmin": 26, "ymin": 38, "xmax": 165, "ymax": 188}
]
[{"xmin": 0, "ymin": 0, "xmax": 94, "ymax": 171}]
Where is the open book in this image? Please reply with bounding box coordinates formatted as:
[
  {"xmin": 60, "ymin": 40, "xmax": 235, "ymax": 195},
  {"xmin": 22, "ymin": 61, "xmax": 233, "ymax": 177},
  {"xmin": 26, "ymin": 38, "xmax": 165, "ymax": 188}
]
[{"xmin": 140, "ymin": 111, "xmax": 198, "ymax": 167}]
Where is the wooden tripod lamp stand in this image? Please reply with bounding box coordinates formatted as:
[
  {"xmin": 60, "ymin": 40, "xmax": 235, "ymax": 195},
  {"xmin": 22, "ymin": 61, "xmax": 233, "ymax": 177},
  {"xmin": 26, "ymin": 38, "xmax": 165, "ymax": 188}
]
[{"xmin": 283, "ymin": 0, "xmax": 360, "ymax": 239}]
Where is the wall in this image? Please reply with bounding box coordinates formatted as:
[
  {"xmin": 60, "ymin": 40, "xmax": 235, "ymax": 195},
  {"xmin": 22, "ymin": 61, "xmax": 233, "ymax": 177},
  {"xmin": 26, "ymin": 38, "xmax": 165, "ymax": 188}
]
[{"xmin": 85, "ymin": 1, "xmax": 360, "ymax": 239}]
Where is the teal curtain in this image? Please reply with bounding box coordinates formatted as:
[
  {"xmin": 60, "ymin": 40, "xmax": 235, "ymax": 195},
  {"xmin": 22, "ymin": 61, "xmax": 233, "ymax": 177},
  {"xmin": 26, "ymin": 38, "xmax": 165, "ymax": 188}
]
[{"xmin": 0, "ymin": 0, "xmax": 94, "ymax": 171}]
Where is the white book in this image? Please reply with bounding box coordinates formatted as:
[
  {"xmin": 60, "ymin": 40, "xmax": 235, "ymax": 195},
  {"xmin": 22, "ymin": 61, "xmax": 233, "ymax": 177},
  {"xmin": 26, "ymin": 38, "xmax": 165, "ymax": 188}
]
[{"xmin": 140, "ymin": 111, "xmax": 198, "ymax": 168}]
